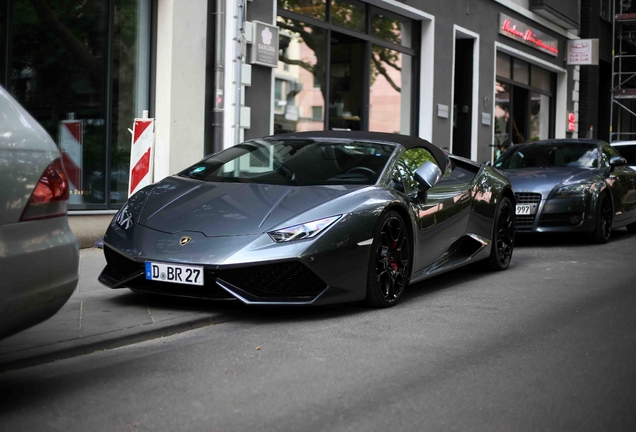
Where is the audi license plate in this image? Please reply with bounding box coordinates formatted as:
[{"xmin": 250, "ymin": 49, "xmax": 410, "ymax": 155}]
[
  {"xmin": 515, "ymin": 204, "xmax": 532, "ymax": 215},
  {"xmin": 145, "ymin": 262, "xmax": 204, "ymax": 286}
]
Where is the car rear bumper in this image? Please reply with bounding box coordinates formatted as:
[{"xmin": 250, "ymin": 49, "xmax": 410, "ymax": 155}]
[{"xmin": 0, "ymin": 217, "xmax": 79, "ymax": 339}]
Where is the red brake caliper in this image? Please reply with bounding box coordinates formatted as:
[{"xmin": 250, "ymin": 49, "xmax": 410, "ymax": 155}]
[{"xmin": 390, "ymin": 241, "xmax": 398, "ymax": 271}]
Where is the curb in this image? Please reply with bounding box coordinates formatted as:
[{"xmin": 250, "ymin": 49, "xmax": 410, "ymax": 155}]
[{"xmin": 0, "ymin": 314, "xmax": 233, "ymax": 374}]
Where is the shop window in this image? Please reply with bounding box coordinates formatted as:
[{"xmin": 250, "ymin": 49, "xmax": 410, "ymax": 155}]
[
  {"xmin": 530, "ymin": 92, "xmax": 551, "ymax": 141},
  {"xmin": 494, "ymin": 81, "xmax": 511, "ymax": 159},
  {"xmin": 1, "ymin": 0, "xmax": 150, "ymax": 209},
  {"xmin": 274, "ymin": 17, "xmax": 327, "ymax": 134},
  {"xmin": 332, "ymin": 0, "xmax": 366, "ymax": 32},
  {"xmin": 531, "ymin": 65, "xmax": 553, "ymax": 93},
  {"xmin": 369, "ymin": 46, "xmax": 412, "ymax": 134},
  {"xmin": 601, "ymin": 0, "xmax": 611, "ymax": 21},
  {"xmin": 513, "ymin": 58, "xmax": 530, "ymax": 85},
  {"xmin": 277, "ymin": 1, "xmax": 417, "ymax": 135},
  {"xmin": 311, "ymin": 105, "xmax": 323, "ymax": 121},
  {"xmin": 277, "ymin": 0, "xmax": 326, "ymax": 20},
  {"xmin": 371, "ymin": 9, "xmax": 412, "ymax": 48},
  {"xmin": 496, "ymin": 52, "xmax": 511, "ymax": 79}
]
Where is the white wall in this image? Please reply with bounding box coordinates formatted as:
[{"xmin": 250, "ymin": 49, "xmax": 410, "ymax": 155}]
[{"xmin": 154, "ymin": 0, "xmax": 208, "ymax": 180}]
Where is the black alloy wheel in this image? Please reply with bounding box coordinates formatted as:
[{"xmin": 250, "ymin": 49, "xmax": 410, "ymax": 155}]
[
  {"xmin": 591, "ymin": 192, "xmax": 612, "ymax": 244},
  {"xmin": 488, "ymin": 196, "xmax": 515, "ymax": 270},
  {"xmin": 366, "ymin": 211, "xmax": 411, "ymax": 308}
]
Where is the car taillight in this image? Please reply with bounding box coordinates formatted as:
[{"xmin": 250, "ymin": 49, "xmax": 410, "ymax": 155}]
[{"xmin": 20, "ymin": 158, "xmax": 70, "ymax": 221}]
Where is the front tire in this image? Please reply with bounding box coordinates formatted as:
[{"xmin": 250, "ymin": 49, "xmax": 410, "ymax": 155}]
[
  {"xmin": 365, "ymin": 211, "xmax": 411, "ymax": 308},
  {"xmin": 488, "ymin": 196, "xmax": 515, "ymax": 270},
  {"xmin": 591, "ymin": 192, "xmax": 612, "ymax": 244}
]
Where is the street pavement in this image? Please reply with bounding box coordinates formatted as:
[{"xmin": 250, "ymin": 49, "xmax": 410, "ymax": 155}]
[{"xmin": 0, "ymin": 248, "xmax": 234, "ymax": 373}]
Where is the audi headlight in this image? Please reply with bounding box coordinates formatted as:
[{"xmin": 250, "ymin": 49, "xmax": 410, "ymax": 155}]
[
  {"xmin": 268, "ymin": 215, "xmax": 341, "ymax": 243},
  {"xmin": 551, "ymin": 183, "xmax": 592, "ymax": 199}
]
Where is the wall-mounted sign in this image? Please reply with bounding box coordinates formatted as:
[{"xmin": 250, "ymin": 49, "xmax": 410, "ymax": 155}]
[
  {"xmin": 499, "ymin": 13, "xmax": 559, "ymax": 57},
  {"xmin": 568, "ymin": 112, "xmax": 576, "ymax": 132},
  {"xmin": 566, "ymin": 39, "xmax": 599, "ymax": 65},
  {"xmin": 250, "ymin": 21, "xmax": 279, "ymax": 68}
]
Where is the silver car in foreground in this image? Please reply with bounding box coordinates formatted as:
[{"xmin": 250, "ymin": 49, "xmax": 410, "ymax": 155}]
[{"xmin": 0, "ymin": 85, "xmax": 79, "ymax": 339}]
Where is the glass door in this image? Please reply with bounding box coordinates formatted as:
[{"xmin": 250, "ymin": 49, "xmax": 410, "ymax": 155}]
[{"xmin": 328, "ymin": 32, "xmax": 365, "ymax": 130}]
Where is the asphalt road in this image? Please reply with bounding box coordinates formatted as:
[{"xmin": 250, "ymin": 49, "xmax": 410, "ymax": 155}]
[{"xmin": 1, "ymin": 231, "xmax": 636, "ymax": 431}]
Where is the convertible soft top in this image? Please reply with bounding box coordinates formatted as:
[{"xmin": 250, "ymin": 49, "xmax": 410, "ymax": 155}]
[{"xmin": 271, "ymin": 130, "xmax": 448, "ymax": 172}]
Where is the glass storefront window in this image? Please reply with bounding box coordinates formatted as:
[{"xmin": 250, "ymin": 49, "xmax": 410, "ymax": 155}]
[
  {"xmin": 513, "ymin": 58, "xmax": 529, "ymax": 85},
  {"xmin": 331, "ymin": 0, "xmax": 365, "ymax": 32},
  {"xmin": 110, "ymin": 0, "xmax": 151, "ymax": 205},
  {"xmin": 1, "ymin": 0, "xmax": 150, "ymax": 209},
  {"xmin": 494, "ymin": 81, "xmax": 511, "ymax": 159},
  {"xmin": 10, "ymin": 0, "xmax": 109, "ymax": 206},
  {"xmin": 369, "ymin": 47, "xmax": 411, "ymax": 134},
  {"xmin": 530, "ymin": 92, "xmax": 551, "ymax": 141},
  {"xmin": 371, "ymin": 9, "xmax": 412, "ymax": 48},
  {"xmin": 277, "ymin": 0, "xmax": 326, "ymax": 20},
  {"xmin": 496, "ymin": 52, "xmax": 511, "ymax": 79},
  {"xmin": 277, "ymin": 1, "xmax": 416, "ymax": 135},
  {"xmin": 531, "ymin": 65, "xmax": 553, "ymax": 93},
  {"xmin": 275, "ymin": 18, "xmax": 327, "ymax": 133}
]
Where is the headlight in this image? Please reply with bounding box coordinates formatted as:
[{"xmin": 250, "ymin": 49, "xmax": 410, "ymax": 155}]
[
  {"xmin": 551, "ymin": 183, "xmax": 592, "ymax": 199},
  {"xmin": 268, "ymin": 215, "xmax": 341, "ymax": 243}
]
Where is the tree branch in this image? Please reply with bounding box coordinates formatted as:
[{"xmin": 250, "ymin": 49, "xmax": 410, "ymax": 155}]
[{"xmin": 372, "ymin": 55, "xmax": 401, "ymax": 93}]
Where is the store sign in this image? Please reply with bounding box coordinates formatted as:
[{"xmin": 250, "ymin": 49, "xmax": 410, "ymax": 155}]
[
  {"xmin": 568, "ymin": 112, "xmax": 576, "ymax": 132},
  {"xmin": 250, "ymin": 21, "xmax": 279, "ymax": 68},
  {"xmin": 499, "ymin": 13, "xmax": 559, "ymax": 57},
  {"xmin": 566, "ymin": 39, "xmax": 599, "ymax": 65}
]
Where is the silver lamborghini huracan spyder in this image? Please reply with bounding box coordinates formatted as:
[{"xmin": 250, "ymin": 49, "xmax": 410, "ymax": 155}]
[{"xmin": 99, "ymin": 131, "xmax": 515, "ymax": 307}]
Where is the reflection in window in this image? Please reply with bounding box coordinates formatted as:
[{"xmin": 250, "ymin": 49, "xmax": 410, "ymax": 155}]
[
  {"xmin": 530, "ymin": 92, "xmax": 551, "ymax": 141},
  {"xmin": 9, "ymin": 1, "xmax": 108, "ymax": 206},
  {"xmin": 111, "ymin": 0, "xmax": 151, "ymax": 204},
  {"xmin": 331, "ymin": 0, "xmax": 366, "ymax": 32},
  {"xmin": 275, "ymin": 18, "xmax": 327, "ymax": 134},
  {"xmin": 4, "ymin": 0, "xmax": 149, "ymax": 208},
  {"xmin": 494, "ymin": 82, "xmax": 511, "ymax": 160},
  {"xmin": 369, "ymin": 47, "xmax": 411, "ymax": 134},
  {"xmin": 496, "ymin": 52, "xmax": 511, "ymax": 79},
  {"xmin": 371, "ymin": 9, "xmax": 412, "ymax": 48},
  {"xmin": 277, "ymin": 0, "xmax": 326, "ymax": 20}
]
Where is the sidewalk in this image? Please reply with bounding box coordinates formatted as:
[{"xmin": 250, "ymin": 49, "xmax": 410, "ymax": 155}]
[{"xmin": 0, "ymin": 249, "xmax": 234, "ymax": 373}]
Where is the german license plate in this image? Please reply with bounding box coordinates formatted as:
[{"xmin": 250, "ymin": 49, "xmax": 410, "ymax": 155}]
[
  {"xmin": 145, "ymin": 262, "xmax": 204, "ymax": 286},
  {"xmin": 515, "ymin": 204, "xmax": 532, "ymax": 215}
]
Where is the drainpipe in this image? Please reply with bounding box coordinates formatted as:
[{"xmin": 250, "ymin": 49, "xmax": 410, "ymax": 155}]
[
  {"xmin": 211, "ymin": 0, "xmax": 225, "ymax": 154},
  {"xmin": 234, "ymin": 0, "xmax": 246, "ymax": 146}
]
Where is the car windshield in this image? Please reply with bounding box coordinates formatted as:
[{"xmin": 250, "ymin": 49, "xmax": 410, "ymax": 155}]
[
  {"xmin": 494, "ymin": 142, "xmax": 599, "ymax": 169},
  {"xmin": 178, "ymin": 138, "xmax": 397, "ymax": 186},
  {"xmin": 614, "ymin": 144, "xmax": 636, "ymax": 166}
]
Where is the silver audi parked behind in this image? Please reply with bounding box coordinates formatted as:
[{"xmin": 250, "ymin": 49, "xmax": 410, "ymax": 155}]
[{"xmin": 0, "ymin": 85, "xmax": 79, "ymax": 339}]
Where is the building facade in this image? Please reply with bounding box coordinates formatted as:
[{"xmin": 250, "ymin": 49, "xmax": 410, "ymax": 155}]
[{"xmin": 0, "ymin": 0, "xmax": 581, "ymax": 245}]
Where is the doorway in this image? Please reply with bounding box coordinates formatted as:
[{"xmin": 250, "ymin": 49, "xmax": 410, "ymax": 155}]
[{"xmin": 452, "ymin": 38, "xmax": 474, "ymax": 158}]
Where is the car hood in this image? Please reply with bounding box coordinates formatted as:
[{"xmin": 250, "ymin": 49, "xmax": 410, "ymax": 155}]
[
  {"xmin": 503, "ymin": 167, "xmax": 596, "ymax": 197},
  {"xmin": 137, "ymin": 176, "xmax": 363, "ymax": 236}
]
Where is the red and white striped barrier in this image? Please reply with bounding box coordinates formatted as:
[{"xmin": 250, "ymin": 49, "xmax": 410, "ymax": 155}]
[
  {"xmin": 59, "ymin": 119, "xmax": 83, "ymax": 204},
  {"xmin": 129, "ymin": 114, "xmax": 155, "ymax": 197}
]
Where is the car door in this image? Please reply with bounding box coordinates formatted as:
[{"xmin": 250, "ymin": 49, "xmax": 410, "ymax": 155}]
[
  {"xmin": 601, "ymin": 143, "xmax": 636, "ymax": 224},
  {"xmin": 392, "ymin": 148, "xmax": 472, "ymax": 274}
]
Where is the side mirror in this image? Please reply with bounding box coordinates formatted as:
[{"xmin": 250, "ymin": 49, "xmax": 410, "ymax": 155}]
[
  {"xmin": 609, "ymin": 156, "xmax": 628, "ymax": 168},
  {"xmin": 414, "ymin": 161, "xmax": 442, "ymax": 192}
]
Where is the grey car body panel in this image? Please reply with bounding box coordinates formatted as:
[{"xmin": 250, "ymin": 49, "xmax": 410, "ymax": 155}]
[
  {"xmin": 101, "ymin": 133, "xmax": 512, "ymax": 306},
  {"xmin": 0, "ymin": 85, "xmax": 79, "ymax": 339}
]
